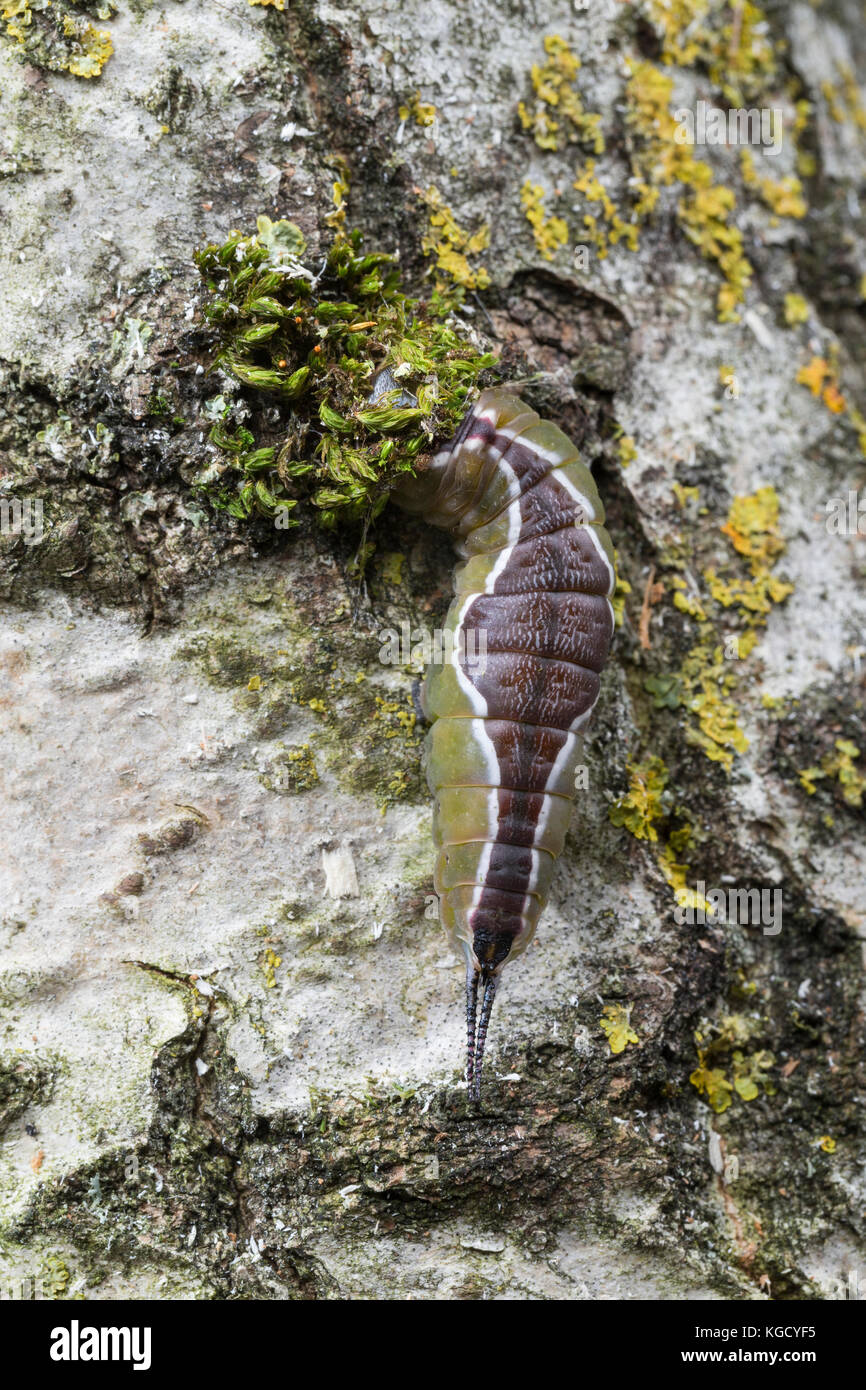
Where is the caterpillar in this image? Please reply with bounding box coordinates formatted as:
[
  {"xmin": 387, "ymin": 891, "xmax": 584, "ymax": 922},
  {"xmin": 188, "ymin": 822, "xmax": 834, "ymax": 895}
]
[{"xmin": 391, "ymin": 387, "xmax": 616, "ymax": 1101}]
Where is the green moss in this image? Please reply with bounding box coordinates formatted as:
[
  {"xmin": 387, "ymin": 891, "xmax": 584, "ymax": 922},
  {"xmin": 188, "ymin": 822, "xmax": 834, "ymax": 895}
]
[{"xmin": 193, "ymin": 217, "xmax": 496, "ymax": 529}]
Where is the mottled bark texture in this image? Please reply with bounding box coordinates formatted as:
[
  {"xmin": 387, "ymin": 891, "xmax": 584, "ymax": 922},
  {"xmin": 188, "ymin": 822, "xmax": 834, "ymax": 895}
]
[{"xmin": 0, "ymin": 0, "xmax": 864, "ymax": 1300}]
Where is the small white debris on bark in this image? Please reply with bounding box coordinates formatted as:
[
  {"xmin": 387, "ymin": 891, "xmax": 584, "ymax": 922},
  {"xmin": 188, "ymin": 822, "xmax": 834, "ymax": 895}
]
[{"xmin": 322, "ymin": 844, "xmax": 360, "ymax": 898}]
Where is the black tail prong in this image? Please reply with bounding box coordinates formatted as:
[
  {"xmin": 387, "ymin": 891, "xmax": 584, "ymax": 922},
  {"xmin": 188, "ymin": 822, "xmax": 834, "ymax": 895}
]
[
  {"xmin": 466, "ymin": 964, "xmax": 479, "ymax": 1094},
  {"xmin": 469, "ymin": 974, "xmax": 498, "ymax": 1104}
]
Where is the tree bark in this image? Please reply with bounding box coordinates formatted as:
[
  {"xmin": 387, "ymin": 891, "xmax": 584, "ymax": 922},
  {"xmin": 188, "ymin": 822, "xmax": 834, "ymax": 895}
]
[{"xmin": 0, "ymin": 0, "xmax": 864, "ymax": 1300}]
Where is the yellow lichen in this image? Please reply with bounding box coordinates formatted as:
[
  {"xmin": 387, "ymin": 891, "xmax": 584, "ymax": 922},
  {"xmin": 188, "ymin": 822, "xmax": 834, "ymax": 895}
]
[
  {"xmin": 655, "ymin": 491, "xmax": 791, "ymax": 769},
  {"xmin": 704, "ymin": 489, "xmax": 794, "ymax": 638},
  {"xmin": 685, "ymin": 651, "xmax": 749, "ymax": 768},
  {"xmin": 518, "ymin": 34, "xmax": 604, "ymax": 153},
  {"xmin": 262, "ymin": 946, "xmax": 283, "ymax": 989},
  {"xmin": 671, "ymin": 575, "xmax": 707, "ymax": 621},
  {"xmin": 520, "ymin": 180, "xmax": 569, "ymax": 261},
  {"xmin": 795, "ymin": 354, "xmax": 861, "ymax": 435},
  {"xmin": 2, "ymin": 2, "xmax": 114, "ymax": 78},
  {"xmin": 740, "ymin": 150, "xmax": 807, "ymax": 222},
  {"xmin": 612, "ymin": 551, "xmax": 632, "ymax": 628},
  {"xmin": 380, "ymin": 551, "xmax": 405, "ymax": 585},
  {"xmin": 731, "ymin": 1048, "xmax": 775, "ymax": 1101},
  {"xmin": 609, "ymin": 756, "xmax": 670, "ymax": 842},
  {"xmin": 792, "ymin": 97, "xmax": 816, "ymax": 178},
  {"xmin": 573, "ymin": 161, "xmax": 642, "ymax": 258},
  {"xmin": 418, "ymin": 185, "xmax": 490, "ymax": 292},
  {"xmin": 399, "ymin": 91, "xmax": 437, "ymax": 127},
  {"xmin": 690, "ymin": 1051, "xmax": 734, "ymax": 1113},
  {"xmin": 821, "ymin": 63, "xmax": 866, "ymax": 133},
  {"xmin": 673, "ymin": 482, "xmax": 700, "ymax": 507},
  {"xmin": 625, "ymin": 61, "xmax": 753, "ymax": 322},
  {"xmin": 720, "ymin": 486, "xmax": 787, "ymax": 572},
  {"xmin": 616, "ymin": 433, "xmax": 638, "ymax": 467},
  {"xmin": 643, "ymin": 0, "xmax": 778, "ymax": 107},
  {"xmin": 600, "ymin": 1003, "xmax": 640, "ymax": 1055},
  {"xmin": 803, "ymin": 739, "xmax": 866, "ymax": 809},
  {"xmin": 691, "ymin": 1019, "xmax": 775, "ymax": 1113},
  {"xmin": 660, "ymin": 829, "xmax": 714, "ymax": 915},
  {"xmin": 797, "ymin": 355, "xmax": 832, "ymax": 397},
  {"xmin": 325, "ymin": 157, "xmax": 350, "ymax": 236},
  {"xmin": 784, "ymin": 293, "xmax": 810, "ymax": 325}
]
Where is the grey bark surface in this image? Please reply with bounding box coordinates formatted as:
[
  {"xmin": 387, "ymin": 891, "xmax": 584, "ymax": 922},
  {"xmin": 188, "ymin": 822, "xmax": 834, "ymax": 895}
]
[{"xmin": 0, "ymin": 0, "xmax": 864, "ymax": 1300}]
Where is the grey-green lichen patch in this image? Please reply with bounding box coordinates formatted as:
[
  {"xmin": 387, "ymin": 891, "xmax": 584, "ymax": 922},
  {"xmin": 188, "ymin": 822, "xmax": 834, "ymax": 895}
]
[
  {"xmin": 0, "ymin": 1054, "xmax": 55, "ymax": 1135},
  {"xmin": 259, "ymin": 741, "xmax": 319, "ymax": 794},
  {"xmin": 174, "ymin": 559, "xmax": 427, "ymax": 810}
]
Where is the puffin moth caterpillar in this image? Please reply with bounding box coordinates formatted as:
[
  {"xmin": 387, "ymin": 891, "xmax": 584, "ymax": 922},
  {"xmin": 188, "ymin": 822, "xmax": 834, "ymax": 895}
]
[{"xmin": 392, "ymin": 388, "xmax": 616, "ymax": 1100}]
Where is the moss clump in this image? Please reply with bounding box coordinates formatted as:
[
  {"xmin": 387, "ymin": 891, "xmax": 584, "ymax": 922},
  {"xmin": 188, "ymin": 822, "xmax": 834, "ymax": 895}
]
[
  {"xmin": 1, "ymin": 0, "xmax": 114, "ymax": 78},
  {"xmin": 193, "ymin": 218, "xmax": 496, "ymax": 528}
]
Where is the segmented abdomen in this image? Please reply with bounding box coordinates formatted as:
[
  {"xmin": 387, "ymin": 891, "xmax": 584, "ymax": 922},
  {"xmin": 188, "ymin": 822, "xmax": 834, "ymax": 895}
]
[{"xmin": 393, "ymin": 389, "xmax": 616, "ymax": 974}]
